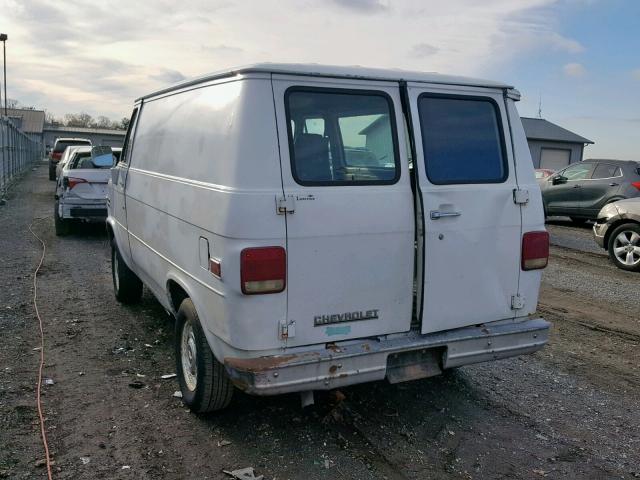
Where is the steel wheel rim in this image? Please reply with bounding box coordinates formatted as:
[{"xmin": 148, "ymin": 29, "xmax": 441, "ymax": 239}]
[
  {"xmin": 181, "ymin": 319, "xmax": 198, "ymax": 392},
  {"xmin": 613, "ymin": 230, "xmax": 640, "ymax": 266},
  {"xmin": 113, "ymin": 251, "xmax": 120, "ymax": 291}
]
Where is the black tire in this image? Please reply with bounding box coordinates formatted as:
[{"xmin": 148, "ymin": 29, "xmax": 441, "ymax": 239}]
[
  {"xmin": 54, "ymin": 201, "xmax": 71, "ymax": 236},
  {"xmin": 175, "ymin": 298, "xmax": 233, "ymax": 413},
  {"xmin": 48, "ymin": 163, "xmax": 56, "ymax": 181},
  {"xmin": 607, "ymin": 223, "xmax": 640, "ymax": 272},
  {"xmin": 111, "ymin": 243, "xmax": 143, "ymax": 303},
  {"xmin": 570, "ymin": 217, "xmax": 588, "ymax": 225}
]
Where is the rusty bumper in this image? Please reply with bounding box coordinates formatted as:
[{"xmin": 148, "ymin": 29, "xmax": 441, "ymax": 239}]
[{"xmin": 224, "ymin": 317, "xmax": 550, "ymax": 395}]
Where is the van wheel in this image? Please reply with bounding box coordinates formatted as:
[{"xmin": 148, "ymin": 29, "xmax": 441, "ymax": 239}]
[
  {"xmin": 607, "ymin": 223, "xmax": 640, "ymax": 272},
  {"xmin": 175, "ymin": 298, "xmax": 233, "ymax": 413},
  {"xmin": 111, "ymin": 244, "xmax": 143, "ymax": 303},
  {"xmin": 54, "ymin": 201, "xmax": 71, "ymax": 236}
]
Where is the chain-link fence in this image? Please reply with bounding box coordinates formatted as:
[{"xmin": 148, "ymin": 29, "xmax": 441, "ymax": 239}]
[{"xmin": 1, "ymin": 116, "xmax": 43, "ymax": 197}]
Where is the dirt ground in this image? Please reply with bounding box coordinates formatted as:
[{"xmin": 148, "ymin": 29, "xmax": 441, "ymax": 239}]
[{"xmin": 1, "ymin": 164, "xmax": 639, "ymax": 479}]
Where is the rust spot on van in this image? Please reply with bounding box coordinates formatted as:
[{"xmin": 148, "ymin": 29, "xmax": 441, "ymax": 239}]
[
  {"xmin": 362, "ymin": 343, "xmax": 371, "ymax": 352},
  {"xmin": 326, "ymin": 343, "xmax": 341, "ymax": 353},
  {"xmin": 225, "ymin": 355, "xmax": 297, "ymax": 372},
  {"xmin": 329, "ymin": 365, "xmax": 338, "ymax": 374}
]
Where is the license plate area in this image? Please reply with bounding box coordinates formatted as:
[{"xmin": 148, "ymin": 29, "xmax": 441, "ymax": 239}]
[{"xmin": 386, "ymin": 347, "xmax": 445, "ymax": 384}]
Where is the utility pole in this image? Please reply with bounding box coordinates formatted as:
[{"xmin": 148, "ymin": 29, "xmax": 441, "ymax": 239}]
[{"xmin": 0, "ymin": 33, "xmax": 7, "ymax": 116}]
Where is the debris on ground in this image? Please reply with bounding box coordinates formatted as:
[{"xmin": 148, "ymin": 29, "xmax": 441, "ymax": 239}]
[
  {"xmin": 128, "ymin": 380, "xmax": 145, "ymax": 389},
  {"xmin": 43, "ymin": 378, "xmax": 54, "ymax": 385},
  {"xmin": 172, "ymin": 391, "xmax": 183, "ymax": 398},
  {"xmin": 161, "ymin": 373, "xmax": 176, "ymax": 379},
  {"xmin": 222, "ymin": 467, "xmax": 264, "ymax": 480},
  {"xmin": 80, "ymin": 456, "xmax": 91, "ymax": 465},
  {"xmin": 217, "ymin": 440, "xmax": 232, "ymax": 447}
]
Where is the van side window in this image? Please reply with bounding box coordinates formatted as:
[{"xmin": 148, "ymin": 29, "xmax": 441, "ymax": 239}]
[
  {"xmin": 286, "ymin": 88, "xmax": 399, "ymax": 185},
  {"xmin": 418, "ymin": 95, "xmax": 507, "ymax": 184},
  {"xmin": 119, "ymin": 107, "xmax": 139, "ymax": 164}
]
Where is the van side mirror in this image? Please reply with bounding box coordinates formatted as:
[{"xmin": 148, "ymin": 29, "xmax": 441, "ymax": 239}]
[{"xmin": 552, "ymin": 175, "xmax": 567, "ymax": 185}]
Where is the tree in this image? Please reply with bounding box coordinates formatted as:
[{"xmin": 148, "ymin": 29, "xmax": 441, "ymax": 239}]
[
  {"xmin": 64, "ymin": 112, "xmax": 94, "ymax": 128},
  {"xmin": 44, "ymin": 111, "xmax": 62, "ymax": 126},
  {"xmin": 119, "ymin": 117, "xmax": 130, "ymax": 130},
  {"xmin": 94, "ymin": 115, "xmax": 115, "ymax": 129}
]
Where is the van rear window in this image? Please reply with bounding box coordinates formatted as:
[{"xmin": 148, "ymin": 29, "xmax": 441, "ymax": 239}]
[
  {"xmin": 418, "ymin": 95, "xmax": 507, "ymax": 184},
  {"xmin": 285, "ymin": 88, "xmax": 399, "ymax": 185},
  {"xmin": 54, "ymin": 140, "xmax": 91, "ymax": 153}
]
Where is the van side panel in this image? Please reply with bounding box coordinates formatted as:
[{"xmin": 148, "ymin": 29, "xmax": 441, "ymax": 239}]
[
  {"xmin": 124, "ymin": 76, "xmax": 288, "ymax": 354},
  {"xmin": 507, "ymin": 99, "xmax": 545, "ymax": 315}
]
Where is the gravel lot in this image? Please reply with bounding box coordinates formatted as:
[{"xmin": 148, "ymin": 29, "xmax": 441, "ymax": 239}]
[{"xmin": 1, "ymin": 165, "xmax": 639, "ymax": 479}]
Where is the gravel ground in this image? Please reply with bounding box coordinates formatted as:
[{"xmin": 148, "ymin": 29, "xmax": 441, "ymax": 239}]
[
  {"xmin": 1, "ymin": 165, "xmax": 639, "ymax": 479},
  {"xmin": 546, "ymin": 218, "xmax": 604, "ymax": 256}
]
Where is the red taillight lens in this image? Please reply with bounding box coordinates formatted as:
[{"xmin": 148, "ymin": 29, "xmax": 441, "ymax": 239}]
[
  {"xmin": 52, "ymin": 152, "xmax": 62, "ymax": 161},
  {"xmin": 522, "ymin": 231, "xmax": 549, "ymax": 270},
  {"xmin": 632, "ymin": 181, "xmax": 640, "ymax": 191},
  {"xmin": 66, "ymin": 177, "xmax": 87, "ymax": 189},
  {"xmin": 240, "ymin": 247, "xmax": 286, "ymax": 294}
]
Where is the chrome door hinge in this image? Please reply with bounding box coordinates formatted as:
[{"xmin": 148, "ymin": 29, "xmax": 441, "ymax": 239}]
[
  {"xmin": 276, "ymin": 195, "xmax": 295, "ymax": 215},
  {"xmin": 513, "ymin": 188, "xmax": 530, "ymax": 205},
  {"xmin": 511, "ymin": 294, "xmax": 525, "ymax": 310}
]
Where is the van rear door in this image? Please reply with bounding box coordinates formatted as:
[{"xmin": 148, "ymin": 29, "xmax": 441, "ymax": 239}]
[
  {"xmin": 271, "ymin": 76, "xmax": 414, "ymax": 347},
  {"xmin": 408, "ymin": 85, "xmax": 522, "ymax": 334}
]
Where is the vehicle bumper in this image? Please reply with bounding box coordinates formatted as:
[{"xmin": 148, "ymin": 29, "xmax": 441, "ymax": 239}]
[
  {"xmin": 593, "ymin": 222, "xmax": 608, "ymax": 248},
  {"xmin": 224, "ymin": 317, "xmax": 550, "ymax": 395},
  {"xmin": 60, "ymin": 200, "xmax": 108, "ymax": 221}
]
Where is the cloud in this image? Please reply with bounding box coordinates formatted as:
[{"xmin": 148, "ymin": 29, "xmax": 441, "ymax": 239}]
[
  {"xmin": 632, "ymin": 68, "xmax": 640, "ymax": 80},
  {"xmin": 409, "ymin": 43, "xmax": 439, "ymax": 58},
  {"xmin": 149, "ymin": 69, "xmax": 187, "ymax": 84},
  {"xmin": 330, "ymin": 0, "xmax": 387, "ymax": 13},
  {"xmin": 563, "ymin": 62, "xmax": 587, "ymax": 77}
]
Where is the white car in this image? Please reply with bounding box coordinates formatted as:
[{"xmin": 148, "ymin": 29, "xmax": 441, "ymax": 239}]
[
  {"xmin": 55, "ymin": 146, "xmax": 115, "ymax": 235},
  {"xmin": 107, "ymin": 63, "xmax": 550, "ymax": 412}
]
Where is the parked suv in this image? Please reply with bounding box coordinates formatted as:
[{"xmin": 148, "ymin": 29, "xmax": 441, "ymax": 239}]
[
  {"xmin": 107, "ymin": 64, "xmax": 550, "ymax": 412},
  {"xmin": 541, "ymin": 159, "xmax": 640, "ymax": 222},
  {"xmin": 49, "ymin": 137, "xmax": 91, "ymax": 180}
]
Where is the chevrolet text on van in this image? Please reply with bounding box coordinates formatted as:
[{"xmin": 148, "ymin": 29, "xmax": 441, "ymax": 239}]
[{"xmin": 107, "ymin": 64, "xmax": 550, "ymax": 412}]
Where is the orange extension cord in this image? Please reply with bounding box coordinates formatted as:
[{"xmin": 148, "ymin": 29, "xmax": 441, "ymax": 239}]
[{"xmin": 28, "ymin": 218, "xmax": 54, "ymax": 480}]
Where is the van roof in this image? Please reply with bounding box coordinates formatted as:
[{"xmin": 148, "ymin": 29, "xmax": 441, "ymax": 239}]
[{"xmin": 139, "ymin": 63, "xmax": 514, "ymax": 101}]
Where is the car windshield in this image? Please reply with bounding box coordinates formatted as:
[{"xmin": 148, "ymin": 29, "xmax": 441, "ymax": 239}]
[{"xmin": 54, "ymin": 140, "xmax": 91, "ymax": 153}]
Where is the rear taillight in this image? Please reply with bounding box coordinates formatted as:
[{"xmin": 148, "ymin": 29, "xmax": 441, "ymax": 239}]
[
  {"xmin": 522, "ymin": 231, "xmax": 549, "ymax": 271},
  {"xmin": 65, "ymin": 177, "xmax": 87, "ymax": 189},
  {"xmin": 632, "ymin": 181, "xmax": 640, "ymax": 191},
  {"xmin": 52, "ymin": 152, "xmax": 62, "ymax": 161},
  {"xmin": 240, "ymin": 247, "xmax": 286, "ymax": 294}
]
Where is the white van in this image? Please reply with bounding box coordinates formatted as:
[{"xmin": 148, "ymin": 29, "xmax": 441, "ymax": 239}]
[{"xmin": 107, "ymin": 64, "xmax": 550, "ymax": 412}]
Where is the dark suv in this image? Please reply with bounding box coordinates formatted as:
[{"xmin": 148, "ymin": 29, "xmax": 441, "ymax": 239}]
[
  {"xmin": 540, "ymin": 159, "xmax": 640, "ymax": 223},
  {"xmin": 49, "ymin": 138, "xmax": 92, "ymax": 180}
]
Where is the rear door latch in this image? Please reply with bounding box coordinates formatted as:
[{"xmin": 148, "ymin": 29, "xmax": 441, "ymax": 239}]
[{"xmin": 276, "ymin": 195, "xmax": 295, "ymax": 215}]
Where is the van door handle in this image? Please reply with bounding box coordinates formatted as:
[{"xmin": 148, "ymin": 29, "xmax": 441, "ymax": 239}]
[{"xmin": 430, "ymin": 211, "xmax": 461, "ymax": 220}]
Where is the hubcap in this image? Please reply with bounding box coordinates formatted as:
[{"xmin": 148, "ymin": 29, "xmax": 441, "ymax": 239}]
[
  {"xmin": 613, "ymin": 230, "xmax": 640, "ymax": 266},
  {"xmin": 181, "ymin": 320, "xmax": 198, "ymax": 391}
]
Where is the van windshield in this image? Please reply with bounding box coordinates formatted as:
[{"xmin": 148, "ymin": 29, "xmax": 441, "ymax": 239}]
[{"xmin": 286, "ymin": 89, "xmax": 399, "ymax": 185}]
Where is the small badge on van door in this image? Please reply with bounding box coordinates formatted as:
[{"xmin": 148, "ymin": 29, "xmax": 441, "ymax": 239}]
[{"xmin": 314, "ymin": 309, "xmax": 379, "ymax": 326}]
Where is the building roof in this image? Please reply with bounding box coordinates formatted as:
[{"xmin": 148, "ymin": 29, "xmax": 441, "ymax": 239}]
[
  {"xmin": 43, "ymin": 125, "xmax": 126, "ymax": 136},
  {"xmin": 4, "ymin": 108, "xmax": 45, "ymax": 134},
  {"xmin": 140, "ymin": 63, "xmax": 514, "ymax": 101},
  {"xmin": 521, "ymin": 117, "xmax": 593, "ymax": 144}
]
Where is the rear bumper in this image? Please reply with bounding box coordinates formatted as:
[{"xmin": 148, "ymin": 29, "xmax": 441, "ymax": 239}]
[
  {"xmin": 60, "ymin": 200, "xmax": 107, "ymax": 220},
  {"xmin": 224, "ymin": 317, "xmax": 550, "ymax": 395}
]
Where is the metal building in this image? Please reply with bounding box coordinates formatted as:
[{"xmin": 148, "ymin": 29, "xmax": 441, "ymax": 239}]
[
  {"xmin": 4, "ymin": 108, "xmax": 45, "ymax": 144},
  {"xmin": 43, "ymin": 125, "xmax": 126, "ymax": 149},
  {"xmin": 521, "ymin": 117, "xmax": 593, "ymax": 171}
]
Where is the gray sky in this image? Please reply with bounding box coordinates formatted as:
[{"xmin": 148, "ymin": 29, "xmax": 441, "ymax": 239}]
[{"xmin": 2, "ymin": 0, "xmax": 638, "ymax": 158}]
